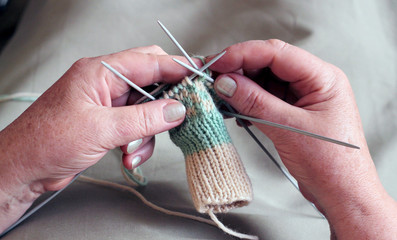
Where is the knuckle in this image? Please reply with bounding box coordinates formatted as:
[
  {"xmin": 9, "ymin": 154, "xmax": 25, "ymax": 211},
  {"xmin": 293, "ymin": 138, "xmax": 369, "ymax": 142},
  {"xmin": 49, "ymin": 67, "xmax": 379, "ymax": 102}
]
[
  {"xmin": 63, "ymin": 57, "xmax": 94, "ymax": 85},
  {"xmin": 322, "ymin": 63, "xmax": 346, "ymax": 85},
  {"xmin": 266, "ymin": 39, "xmax": 288, "ymax": 50},
  {"xmin": 149, "ymin": 44, "xmax": 162, "ymax": 50},
  {"xmin": 72, "ymin": 57, "xmax": 92, "ymax": 71},
  {"xmin": 147, "ymin": 44, "xmax": 165, "ymax": 54},
  {"xmin": 139, "ymin": 109, "xmax": 157, "ymax": 137},
  {"xmin": 329, "ymin": 64, "xmax": 345, "ymax": 78},
  {"xmin": 120, "ymin": 107, "xmax": 157, "ymax": 139},
  {"xmin": 240, "ymin": 90, "xmax": 265, "ymax": 117}
]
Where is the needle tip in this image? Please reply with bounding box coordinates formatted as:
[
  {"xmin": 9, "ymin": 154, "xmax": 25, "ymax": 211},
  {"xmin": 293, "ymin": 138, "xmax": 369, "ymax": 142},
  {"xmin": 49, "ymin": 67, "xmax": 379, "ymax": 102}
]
[
  {"xmin": 157, "ymin": 20, "xmax": 165, "ymax": 28},
  {"xmin": 101, "ymin": 61, "xmax": 110, "ymax": 67}
]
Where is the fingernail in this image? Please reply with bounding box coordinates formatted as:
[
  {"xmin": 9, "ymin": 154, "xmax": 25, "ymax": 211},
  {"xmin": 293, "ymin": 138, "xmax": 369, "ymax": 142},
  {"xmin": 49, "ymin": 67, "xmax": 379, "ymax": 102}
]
[
  {"xmin": 130, "ymin": 156, "xmax": 142, "ymax": 169},
  {"xmin": 127, "ymin": 139, "xmax": 143, "ymax": 154},
  {"xmin": 163, "ymin": 102, "xmax": 186, "ymax": 122},
  {"xmin": 216, "ymin": 76, "xmax": 237, "ymax": 97}
]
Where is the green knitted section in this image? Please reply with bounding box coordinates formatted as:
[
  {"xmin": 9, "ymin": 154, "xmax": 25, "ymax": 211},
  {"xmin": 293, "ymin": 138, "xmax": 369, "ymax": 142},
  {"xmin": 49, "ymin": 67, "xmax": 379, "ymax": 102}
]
[{"xmin": 164, "ymin": 77, "xmax": 232, "ymax": 156}]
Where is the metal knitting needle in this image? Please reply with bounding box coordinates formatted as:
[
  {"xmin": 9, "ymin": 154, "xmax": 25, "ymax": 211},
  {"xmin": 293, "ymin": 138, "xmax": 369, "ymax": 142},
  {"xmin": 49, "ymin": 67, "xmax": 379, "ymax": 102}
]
[
  {"xmin": 158, "ymin": 20, "xmax": 199, "ymax": 69},
  {"xmin": 172, "ymin": 58, "xmax": 215, "ymax": 83},
  {"xmin": 159, "ymin": 21, "xmax": 217, "ymax": 83},
  {"xmin": 101, "ymin": 61, "xmax": 156, "ymax": 101},
  {"xmin": 188, "ymin": 51, "xmax": 227, "ymax": 80},
  {"xmin": 221, "ymin": 111, "xmax": 360, "ymax": 149}
]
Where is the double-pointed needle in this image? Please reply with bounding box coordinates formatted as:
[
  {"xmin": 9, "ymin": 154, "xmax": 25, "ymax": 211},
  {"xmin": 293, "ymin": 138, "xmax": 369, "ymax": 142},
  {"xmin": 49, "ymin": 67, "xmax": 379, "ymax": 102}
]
[
  {"xmin": 101, "ymin": 61, "xmax": 156, "ymax": 101},
  {"xmin": 221, "ymin": 111, "xmax": 360, "ymax": 149}
]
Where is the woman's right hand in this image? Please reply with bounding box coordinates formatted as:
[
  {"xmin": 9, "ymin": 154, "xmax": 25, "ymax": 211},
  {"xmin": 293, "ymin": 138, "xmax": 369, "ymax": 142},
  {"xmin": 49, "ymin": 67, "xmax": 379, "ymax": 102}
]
[{"xmin": 209, "ymin": 40, "xmax": 397, "ymax": 240}]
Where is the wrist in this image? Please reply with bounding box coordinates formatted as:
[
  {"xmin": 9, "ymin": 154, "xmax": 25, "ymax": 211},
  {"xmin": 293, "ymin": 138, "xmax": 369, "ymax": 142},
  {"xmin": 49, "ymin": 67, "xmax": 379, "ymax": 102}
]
[
  {"xmin": 0, "ymin": 128, "xmax": 47, "ymax": 232},
  {"xmin": 326, "ymin": 190, "xmax": 397, "ymax": 239},
  {"xmin": 0, "ymin": 162, "xmax": 45, "ymax": 233},
  {"xmin": 313, "ymin": 150, "xmax": 397, "ymax": 239},
  {"xmin": 0, "ymin": 181, "xmax": 45, "ymax": 233}
]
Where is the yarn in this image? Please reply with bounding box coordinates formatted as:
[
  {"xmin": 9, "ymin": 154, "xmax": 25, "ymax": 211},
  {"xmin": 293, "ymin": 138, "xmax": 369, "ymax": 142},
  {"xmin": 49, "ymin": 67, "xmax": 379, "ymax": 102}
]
[
  {"xmin": 208, "ymin": 211, "xmax": 258, "ymax": 240},
  {"xmin": 79, "ymin": 175, "xmax": 259, "ymax": 240},
  {"xmin": 121, "ymin": 161, "xmax": 148, "ymax": 187},
  {"xmin": 78, "ymin": 175, "xmax": 217, "ymax": 226},
  {"xmin": 0, "ymin": 92, "xmax": 40, "ymax": 103},
  {"xmin": 164, "ymin": 76, "xmax": 253, "ymax": 214}
]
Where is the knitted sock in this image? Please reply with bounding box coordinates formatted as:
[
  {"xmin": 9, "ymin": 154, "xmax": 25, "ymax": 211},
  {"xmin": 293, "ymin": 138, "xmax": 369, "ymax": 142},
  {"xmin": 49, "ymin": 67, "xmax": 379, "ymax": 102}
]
[{"xmin": 164, "ymin": 77, "xmax": 253, "ymax": 214}]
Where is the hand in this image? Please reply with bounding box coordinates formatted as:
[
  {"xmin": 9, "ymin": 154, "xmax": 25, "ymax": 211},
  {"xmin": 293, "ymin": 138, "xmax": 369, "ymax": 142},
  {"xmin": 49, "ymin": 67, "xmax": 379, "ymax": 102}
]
[
  {"xmin": 208, "ymin": 40, "xmax": 397, "ymax": 239},
  {"xmin": 0, "ymin": 45, "xmax": 194, "ymax": 231}
]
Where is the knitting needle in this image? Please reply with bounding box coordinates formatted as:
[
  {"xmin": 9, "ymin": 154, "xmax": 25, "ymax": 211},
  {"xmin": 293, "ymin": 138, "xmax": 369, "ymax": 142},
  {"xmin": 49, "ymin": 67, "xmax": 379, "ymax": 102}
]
[
  {"xmin": 188, "ymin": 51, "xmax": 227, "ymax": 80},
  {"xmin": 160, "ymin": 20, "xmax": 224, "ymax": 82},
  {"xmin": 159, "ymin": 20, "xmax": 225, "ymax": 83},
  {"xmin": 158, "ymin": 21, "xmax": 216, "ymax": 82},
  {"xmin": 158, "ymin": 20, "xmax": 218, "ymax": 82},
  {"xmin": 157, "ymin": 20, "xmax": 199, "ymax": 70},
  {"xmin": 172, "ymin": 58, "xmax": 214, "ymax": 82},
  {"xmin": 221, "ymin": 111, "xmax": 360, "ymax": 149},
  {"xmin": 101, "ymin": 61, "xmax": 156, "ymax": 101}
]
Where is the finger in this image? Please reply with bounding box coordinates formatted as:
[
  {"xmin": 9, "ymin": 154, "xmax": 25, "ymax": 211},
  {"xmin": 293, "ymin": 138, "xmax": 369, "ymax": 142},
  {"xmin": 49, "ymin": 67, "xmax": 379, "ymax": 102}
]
[
  {"xmin": 128, "ymin": 45, "xmax": 168, "ymax": 55},
  {"xmin": 208, "ymin": 40, "xmax": 336, "ymax": 98},
  {"xmin": 102, "ymin": 99, "xmax": 186, "ymax": 148},
  {"xmin": 108, "ymin": 45, "xmax": 169, "ymax": 106},
  {"xmin": 122, "ymin": 137, "xmax": 155, "ymax": 169},
  {"xmin": 120, "ymin": 136, "xmax": 152, "ymax": 155},
  {"xmin": 101, "ymin": 48, "xmax": 203, "ymax": 85},
  {"xmin": 70, "ymin": 47, "xmax": 202, "ymax": 104},
  {"xmin": 214, "ymin": 73, "xmax": 305, "ymax": 125},
  {"xmin": 100, "ymin": 51, "xmax": 202, "ymax": 100}
]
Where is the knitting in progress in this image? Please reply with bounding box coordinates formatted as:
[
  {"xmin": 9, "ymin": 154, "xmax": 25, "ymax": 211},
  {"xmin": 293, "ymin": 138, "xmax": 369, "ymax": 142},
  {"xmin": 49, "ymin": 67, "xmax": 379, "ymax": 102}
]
[
  {"xmin": 164, "ymin": 76, "xmax": 253, "ymax": 214},
  {"xmin": 159, "ymin": 76, "xmax": 257, "ymax": 239},
  {"xmin": 116, "ymin": 75, "xmax": 257, "ymax": 239}
]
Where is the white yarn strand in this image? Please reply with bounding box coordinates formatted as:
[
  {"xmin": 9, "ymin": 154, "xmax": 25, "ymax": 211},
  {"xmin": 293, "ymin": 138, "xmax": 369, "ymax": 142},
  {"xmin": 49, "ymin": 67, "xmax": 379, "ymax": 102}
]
[
  {"xmin": 78, "ymin": 175, "xmax": 259, "ymax": 239},
  {"xmin": 208, "ymin": 210, "xmax": 259, "ymax": 240},
  {"xmin": 0, "ymin": 92, "xmax": 41, "ymax": 103},
  {"xmin": 78, "ymin": 175, "xmax": 216, "ymax": 227}
]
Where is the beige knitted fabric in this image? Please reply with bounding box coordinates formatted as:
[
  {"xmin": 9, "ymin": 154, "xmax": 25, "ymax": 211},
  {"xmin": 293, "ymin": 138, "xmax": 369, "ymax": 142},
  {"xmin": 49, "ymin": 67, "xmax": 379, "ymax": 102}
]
[
  {"xmin": 164, "ymin": 77, "xmax": 253, "ymax": 214},
  {"xmin": 185, "ymin": 143, "xmax": 253, "ymax": 213}
]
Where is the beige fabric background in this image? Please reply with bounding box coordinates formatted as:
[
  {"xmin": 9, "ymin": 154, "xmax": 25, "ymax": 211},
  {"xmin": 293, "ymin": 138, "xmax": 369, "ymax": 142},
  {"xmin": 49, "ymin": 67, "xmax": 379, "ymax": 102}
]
[{"xmin": 0, "ymin": 1, "xmax": 396, "ymax": 239}]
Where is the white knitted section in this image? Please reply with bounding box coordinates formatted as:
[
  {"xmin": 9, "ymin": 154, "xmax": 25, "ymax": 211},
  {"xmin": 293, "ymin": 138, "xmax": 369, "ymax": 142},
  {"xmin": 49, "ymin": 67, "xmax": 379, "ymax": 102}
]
[{"xmin": 186, "ymin": 142, "xmax": 253, "ymax": 213}]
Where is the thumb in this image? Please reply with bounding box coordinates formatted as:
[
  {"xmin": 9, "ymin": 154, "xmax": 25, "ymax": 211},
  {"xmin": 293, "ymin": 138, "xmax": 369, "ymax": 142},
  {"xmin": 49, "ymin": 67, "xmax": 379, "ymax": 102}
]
[
  {"xmin": 214, "ymin": 73, "xmax": 300, "ymax": 125},
  {"xmin": 103, "ymin": 99, "xmax": 186, "ymax": 148}
]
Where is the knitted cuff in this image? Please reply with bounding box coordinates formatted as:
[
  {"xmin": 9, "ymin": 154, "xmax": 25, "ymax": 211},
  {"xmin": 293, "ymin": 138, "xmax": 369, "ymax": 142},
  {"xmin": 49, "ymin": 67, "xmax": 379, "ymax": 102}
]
[{"xmin": 164, "ymin": 77, "xmax": 253, "ymax": 214}]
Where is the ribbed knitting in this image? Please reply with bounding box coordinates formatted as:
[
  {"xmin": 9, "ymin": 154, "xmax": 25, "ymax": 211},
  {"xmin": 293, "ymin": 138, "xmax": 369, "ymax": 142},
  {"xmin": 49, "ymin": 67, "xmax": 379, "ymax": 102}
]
[{"xmin": 164, "ymin": 77, "xmax": 253, "ymax": 214}]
